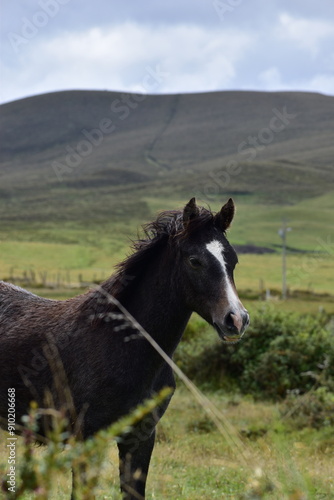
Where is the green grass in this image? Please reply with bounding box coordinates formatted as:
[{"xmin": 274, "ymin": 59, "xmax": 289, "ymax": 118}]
[
  {"xmin": 1, "ymin": 182, "xmax": 334, "ymax": 296},
  {"xmin": 235, "ymin": 253, "xmax": 334, "ymax": 296},
  {"xmin": 1, "ymin": 390, "xmax": 333, "ymax": 499},
  {"xmin": 1, "ymin": 205, "xmax": 333, "ymax": 297},
  {"xmin": 1, "ymin": 244, "xmax": 333, "ymax": 298}
]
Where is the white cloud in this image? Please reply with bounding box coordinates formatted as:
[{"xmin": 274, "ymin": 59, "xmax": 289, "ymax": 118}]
[
  {"xmin": 305, "ymin": 74, "xmax": 334, "ymax": 95},
  {"xmin": 1, "ymin": 8, "xmax": 334, "ymax": 103},
  {"xmin": 276, "ymin": 12, "xmax": 334, "ymax": 57},
  {"xmin": 258, "ymin": 67, "xmax": 282, "ymax": 90},
  {"xmin": 0, "ymin": 22, "xmax": 253, "ymax": 102}
]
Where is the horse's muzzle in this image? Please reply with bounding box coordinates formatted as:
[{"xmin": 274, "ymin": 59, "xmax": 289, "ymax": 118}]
[{"xmin": 214, "ymin": 310, "xmax": 250, "ymax": 343}]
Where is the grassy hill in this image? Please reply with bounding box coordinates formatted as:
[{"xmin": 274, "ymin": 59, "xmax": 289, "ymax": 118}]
[{"xmin": 0, "ymin": 89, "xmax": 333, "ymax": 294}]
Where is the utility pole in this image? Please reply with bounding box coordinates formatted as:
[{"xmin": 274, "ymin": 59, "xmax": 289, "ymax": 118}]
[{"xmin": 278, "ymin": 219, "xmax": 292, "ymax": 300}]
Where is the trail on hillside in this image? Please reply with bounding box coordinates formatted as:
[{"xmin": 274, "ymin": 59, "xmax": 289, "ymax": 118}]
[{"xmin": 144, "ymin": 94, "xmax": 180, "ymax": 171}]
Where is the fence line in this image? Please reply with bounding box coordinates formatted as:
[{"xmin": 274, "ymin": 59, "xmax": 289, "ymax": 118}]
[{"xmin": 2, "ymin": 268, "xmax": 109, "ymax": 289}]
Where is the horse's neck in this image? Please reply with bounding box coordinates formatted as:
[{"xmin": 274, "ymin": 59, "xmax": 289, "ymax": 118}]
[{"xmin": 113, "ymin": 255, "xmax": 190, "ymax": 357}]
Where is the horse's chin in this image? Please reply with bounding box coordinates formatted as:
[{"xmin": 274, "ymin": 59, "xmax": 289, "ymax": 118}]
[
  {"xmin": 220, "ymin": 336, "xmax": 242, "ymax": 345},
  {"xmin": 213, "ymin": 323, "xmax": 243, "ymax": 344}
]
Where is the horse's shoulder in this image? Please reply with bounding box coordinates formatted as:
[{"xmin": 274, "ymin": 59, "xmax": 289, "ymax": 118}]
[{"xmin": 153, "ymin": 362, "xmax": 176, "ymax": 391}]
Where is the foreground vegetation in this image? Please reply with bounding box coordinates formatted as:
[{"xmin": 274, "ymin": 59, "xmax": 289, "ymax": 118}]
[{"xmin": 1, "ymin": 389, "xmax": 333, "ymax": 499}]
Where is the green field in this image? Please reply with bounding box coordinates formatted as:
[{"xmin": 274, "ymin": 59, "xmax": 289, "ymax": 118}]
[{"xmin": 1, "ymin": 192, "xmax": 333, "ymax": 299}]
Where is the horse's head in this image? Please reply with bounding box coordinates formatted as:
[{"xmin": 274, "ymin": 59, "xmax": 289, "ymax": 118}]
[{"xmin": 179, "ymin": 197, "xmax": 249, "ymax": 343}]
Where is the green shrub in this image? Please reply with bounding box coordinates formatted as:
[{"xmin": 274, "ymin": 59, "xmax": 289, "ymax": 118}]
[
  {"xmin": 181, "ymin": 307, "xmax": 334, "ymax": 400},
  {"xmin": 282, "ymin": 387, "xmax": 334, "ymax": 429}
]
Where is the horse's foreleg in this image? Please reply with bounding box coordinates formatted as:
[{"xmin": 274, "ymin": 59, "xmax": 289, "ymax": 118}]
[{"xmin": 117, "ymin": 426, "xmax": 156, "ymax": 500}]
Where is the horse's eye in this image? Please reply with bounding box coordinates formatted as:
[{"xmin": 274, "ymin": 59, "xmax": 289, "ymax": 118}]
[{"xmin": 189, "ymin": 257, "xmax": 202, "ymax": 269}]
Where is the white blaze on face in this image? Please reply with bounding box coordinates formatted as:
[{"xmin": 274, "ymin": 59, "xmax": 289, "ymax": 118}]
[{"xmin": 205, "ymin": 240, "xmax": 240, "ymax": 311}]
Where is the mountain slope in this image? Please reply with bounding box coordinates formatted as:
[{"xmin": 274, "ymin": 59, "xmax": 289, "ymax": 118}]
[{"xmin": 0, "ymin": 89, "xmax": 333, "ymax": 231}]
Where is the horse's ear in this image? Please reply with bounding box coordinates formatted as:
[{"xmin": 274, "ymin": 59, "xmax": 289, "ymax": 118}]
[
  {"xmin": 183, "ymin": 197, "xmax": 200, "ymax": 224},
  {"xmin": 214, "ymin": 198, "xmax": 235, "ymax": 231}
]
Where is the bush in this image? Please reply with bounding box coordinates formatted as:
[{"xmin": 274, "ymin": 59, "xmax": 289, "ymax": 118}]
[
  {"xmin": 181, "ymin": 307, "xmax": 334, "ymax": 400},
  {"xmin": 282, "ymin": 387, "xmax": 334, "ymax": 429}
]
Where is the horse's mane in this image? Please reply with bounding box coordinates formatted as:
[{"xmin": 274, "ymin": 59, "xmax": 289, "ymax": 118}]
[
  {"xmin": 105, "ymin": 206, "xmax": 214, "ymax": 299},
  {"xmin": 82, "ymin": 205, "xmax": 215, "ymax": 322}
]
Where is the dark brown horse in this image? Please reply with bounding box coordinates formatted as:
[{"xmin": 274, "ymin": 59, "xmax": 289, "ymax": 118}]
[{"xmin": 0, "ymin": 198, "xmax": 249, "ymax": 499}]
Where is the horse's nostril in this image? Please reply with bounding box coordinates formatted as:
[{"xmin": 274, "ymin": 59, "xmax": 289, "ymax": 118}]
[
  {"xmin": 224, "ymin": 312, "xmax": 236, "ymax": 330},
  {"xmin": 244, "ymin": 311, "xmax": 250, "ymax": 327}
]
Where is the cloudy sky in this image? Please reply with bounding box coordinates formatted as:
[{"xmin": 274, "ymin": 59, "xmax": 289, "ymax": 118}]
[{"xmin": 1, "ymin": 0, "xmax": 334, "ymax": 104}]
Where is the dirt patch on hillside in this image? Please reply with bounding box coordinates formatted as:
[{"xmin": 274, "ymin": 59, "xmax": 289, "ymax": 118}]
[{"xmin": 234, "ymin": 245, "xmax": 276, "ymax": 254}]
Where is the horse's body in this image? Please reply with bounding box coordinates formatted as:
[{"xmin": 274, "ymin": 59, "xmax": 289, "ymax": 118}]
[{"xmin": 0, "ymin": 198, "xmax": 249, "ymax": 499}]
